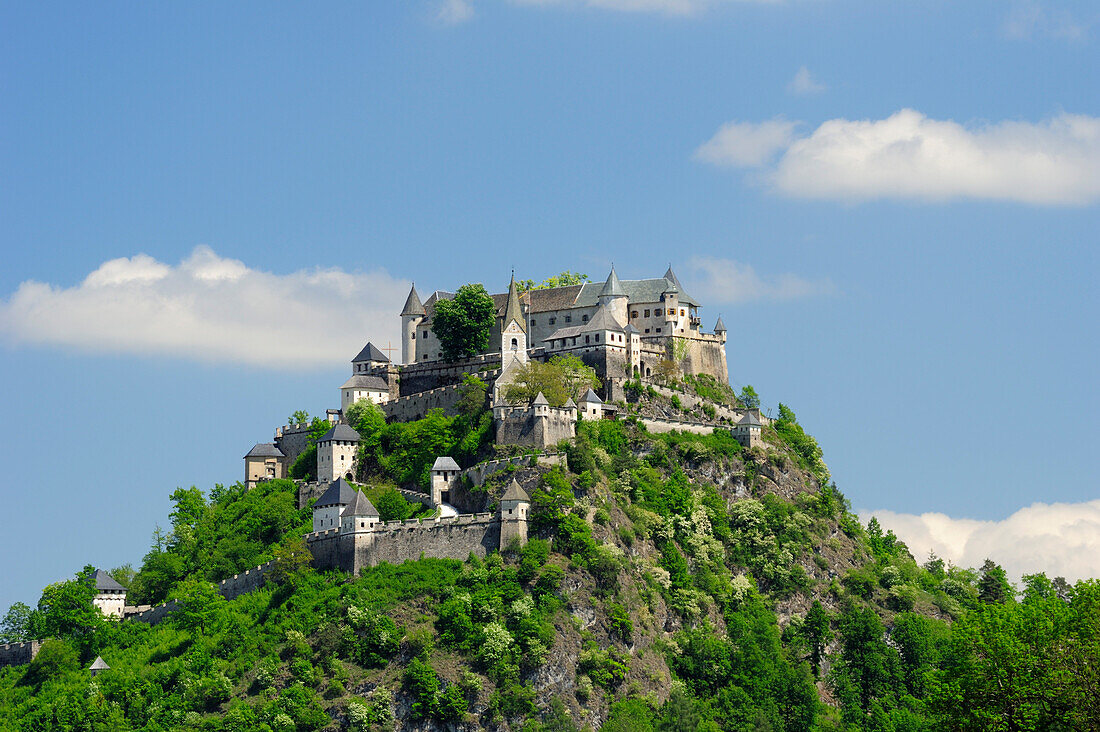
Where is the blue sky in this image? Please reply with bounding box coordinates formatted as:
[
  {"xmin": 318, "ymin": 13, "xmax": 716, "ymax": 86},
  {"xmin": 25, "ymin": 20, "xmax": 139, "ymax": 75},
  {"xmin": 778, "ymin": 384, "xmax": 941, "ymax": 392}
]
[{"xmin": 1, "ymin": 0, "xmax": 1098, "ymax": 611}]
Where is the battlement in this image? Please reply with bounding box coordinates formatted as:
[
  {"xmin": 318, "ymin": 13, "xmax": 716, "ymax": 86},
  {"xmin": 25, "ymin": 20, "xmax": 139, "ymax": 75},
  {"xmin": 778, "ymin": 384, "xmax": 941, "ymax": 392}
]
[{"xmin": 0, "ymin": 641, "xmax": 42, "ymax": 669}]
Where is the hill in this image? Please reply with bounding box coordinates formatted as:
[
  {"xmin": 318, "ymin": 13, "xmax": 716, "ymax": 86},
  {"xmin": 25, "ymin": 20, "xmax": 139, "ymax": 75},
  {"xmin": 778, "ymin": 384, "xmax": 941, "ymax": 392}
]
[{"xmin": 2, "ymin": 398, "xmax": 1099, "ymax": 731}]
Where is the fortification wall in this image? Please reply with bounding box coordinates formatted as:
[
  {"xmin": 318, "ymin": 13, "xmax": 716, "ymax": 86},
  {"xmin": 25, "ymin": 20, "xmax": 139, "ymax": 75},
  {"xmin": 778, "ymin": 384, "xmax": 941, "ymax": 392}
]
[
  {"xmin": 397, "ymin": 356, "xmax": 501, "ymax": 396},
  {"xmin": 349, "ymin": 515, "xmax": 501, "ymax": 574},
  {"xmin": 383, "ymin": 369, "xmax": 499, "ymax": 422},
  {"xmin": 274, "ymin": 423, "xmax": 314, "ymax": 465},
  {"xmin": 297, "ymin": 481, "xmax": 324, "ymax": 509},
  {"xmin": 496, "ymin": 411, "xmax": 575, "ymax": 448},
  {"xmin": 637, "ymin": 416, "xmax": 722, "ymax": 436},
  {"xmin": 683, "ymin": 335, "xmax": 729, "ymax": 385},
  {"xmin": 645, "ymin": 384, "xmax": 767, "ymax": 426},
  {"xmin": 0, "ymin": 641, "xmax": 41, "ymax": 669},
  {"xmin": 463, "ymin": 452, "xmax": 564, "ymax": 487},
  {"xmin": 124, "ymin": 560, "xmax": 276, "ymax": 625}
]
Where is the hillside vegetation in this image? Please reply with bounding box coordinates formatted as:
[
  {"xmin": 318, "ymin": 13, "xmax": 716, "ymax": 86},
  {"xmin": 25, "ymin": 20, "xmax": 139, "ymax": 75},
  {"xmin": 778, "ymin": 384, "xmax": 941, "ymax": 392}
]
[{"xmin": 2, "ymin": 401, "xmax": 1099, "ymax": 731}]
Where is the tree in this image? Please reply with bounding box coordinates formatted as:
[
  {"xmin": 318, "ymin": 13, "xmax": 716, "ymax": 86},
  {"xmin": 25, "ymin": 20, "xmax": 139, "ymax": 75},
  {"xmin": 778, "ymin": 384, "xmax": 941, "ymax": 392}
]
[
  {"xmin": 270, "ymin": 536, "xmax": 314, "ymax": 588},
  {"xmin": 456, "ymin": 374, "xmax": 488, "ymax": 419},
  {"xmin": 431, "ymin": 283, "xmax": 496, "ymax": 361},
  {"xmin": 288, "ymin": 409, "xmax": 310, "ymax": 425},
  {"xmin": 23, "ymin": 639, "xmax": 79, "ymax": 685},
  {"xmin": 0, "ymin": 602, "xmax": 35, "ymax": 643},
  {"xmin": 738, "ymin": 385, "xmax": 760, "ymax": 410},
  {"xmin": 505, "ymin": 356, "xmax": 600, "ymax": 407},
  {"xmin": 516, "ymin": 271, "xmax": 590, "ymax": 291},
  {"xmin": 36, "ymin": 566, "xmax": 103, "ymax": 640},
  {"xmin": 978, "ymin": 559, "xmax": 1013, "ymax": 604},
  {"xmin": 374, "ymin": 488, "xmax": 416, "ymax": 522},
  {"xmin": 172, "ymin": 577, "xmax": 226, "ymax": 635},
  {"xmin": 801, "ymin": 600, "xmax": 832, "ymax": 678}
]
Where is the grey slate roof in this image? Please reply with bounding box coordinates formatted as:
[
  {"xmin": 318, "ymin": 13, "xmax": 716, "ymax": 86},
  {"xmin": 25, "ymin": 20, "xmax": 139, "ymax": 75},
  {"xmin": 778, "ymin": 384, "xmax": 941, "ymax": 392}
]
[
  {"xmin": 320, "ymin": 424, "xmax": 361, "ymax": 443},
  {"xmin": 663, "ymin": 266, "xmax": 685, "ymax": 291},
  {"xmin": 581, "ymin": 388, "xmax": 603, "ymax": 404},
  {"xmin": 340, "ymin": 490, "xmax": 379, "ymax": 518},
  {"xmin": 340, "ymin": 374, "xmax": 389, "ymax": 391},
  {"xmin": 502, "ymin": 479, "xmax": 530, "ymax": 502},
  {"xmin": 352, "ymin": 342, "xmax": 390, "ymax": 363},
  {"xmin": 563, "ymin": 397, "xmax": 577, "ymax": 410},
  {"xmin": 89, "ymin": 657, "xmax": 110, "ymax": 671},
  {"xmin": 542, "ymin": 303, "xmax": 626, "ymax": 342},
  {"xmin": 738, "ymin": 412, "xmax": 762, "ymax": 426},
  {"xmin": 532, "ymin": 392, "xmax": 550, "ymax": 406},
  {"xmin": 244, "ymin": 443, "xmax": 285, "ymax": 459},
  {"xmin": 431, "ymin": 456, "xmax": 461, "ymax": 472},
  {"xmin": 503, "ymin": 274, "xmax": 526, "ymax": 333},
  {"xmin": 401, "ymin": 285, "xmax": 426, "ymax": 316},
  {"xmin": 599, "ymin": 266, "xmax": 626, "ymax": 298},
  {"xmin": 714, "ymin": 316, "xmax": 727, "ymax": 333},
  {"xmin": 315, "ymin": 477, "xmax": 359, "ymax": 507},
  {"xmin": 624, "ymin": 323, "xmax": 640, "ymax": 334},
  {"xmin": 94, "ymin": 570, "xmax": 125, "ymax": 592}
]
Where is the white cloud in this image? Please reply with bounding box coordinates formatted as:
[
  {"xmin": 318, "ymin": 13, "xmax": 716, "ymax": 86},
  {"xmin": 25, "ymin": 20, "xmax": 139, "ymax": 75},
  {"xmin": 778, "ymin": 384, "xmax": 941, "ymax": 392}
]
[
  {"xmin": 0, "ymin": 246, "xmax": 408, "ymax": 370},
  {"xmin": 693, "ymin": 118, "xmax": 797, "ymax": 167},
  {"xmin": 787, "ymin": 66, "xmax": 826, "ymax": 96},
  {"xmin": 1002, "ymin": 0, "xmax": 1091, "ymax": 41},
  {"xmin": 437, "ymin": 0, "xmax": 475, "ymax": 24},
  {"xmin": 684, "ymin": 256, "xmax": 836, "ymax": 304},
  {"xmin": 696, "ymin": 109, "xmax": 1100, "ymax": 205},
  {"xmin": 865, "ymin": 500, "xmax": 1100, "ymax": 583}
]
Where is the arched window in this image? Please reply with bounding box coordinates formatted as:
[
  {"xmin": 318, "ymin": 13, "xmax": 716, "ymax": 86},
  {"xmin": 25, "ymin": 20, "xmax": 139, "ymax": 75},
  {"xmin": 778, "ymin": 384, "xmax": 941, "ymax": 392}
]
[{"xmin": 511, "ymin": 337, "xmax": 518, "ymax": 350}]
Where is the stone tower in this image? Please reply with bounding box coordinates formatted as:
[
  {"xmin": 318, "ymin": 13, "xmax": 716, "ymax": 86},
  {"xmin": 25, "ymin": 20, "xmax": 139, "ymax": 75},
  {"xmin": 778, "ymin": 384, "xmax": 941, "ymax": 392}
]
[
  {"xmin": 317, "ymin": 423, "xmax": 361, "ymax": 483},
  {"xmin": 430, "ymin": 456, "xmax": 461, "ymax": 507},
  {"xmin": 401, "ymin": 284, "xmax": 426, "ymax": 365},
  {"xmin": 598, "ymin": 265, "xmax": 628, "ymax": 326},
  {"xmin": 499, "ymin": 478, "xmax": 530, "ymax": 548},
  {"xmin": 501, "ymin": 273, "xmax": 528, "ymax": 365}
]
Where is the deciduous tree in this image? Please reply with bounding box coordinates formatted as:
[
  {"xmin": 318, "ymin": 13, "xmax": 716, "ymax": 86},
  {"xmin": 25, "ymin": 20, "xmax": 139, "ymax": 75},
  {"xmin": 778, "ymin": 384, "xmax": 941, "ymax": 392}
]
[{"xmin": 431, "ymin": 283, "xmax": 496, "ymax": 360}]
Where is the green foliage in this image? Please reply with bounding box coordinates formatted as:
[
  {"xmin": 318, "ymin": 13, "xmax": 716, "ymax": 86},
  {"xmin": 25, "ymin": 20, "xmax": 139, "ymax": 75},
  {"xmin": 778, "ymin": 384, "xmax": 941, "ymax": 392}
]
[
  {"xmin": 683, "ymin": 373, "xmax": 739, "ymax": 406},
  {"xmin": 773, "ymin": 403, "xmax": 830, "ymax": 484},
  {"xmin": 505, "ymin": 354, "xmax": 601, "ymax": 406},
  {"xmin": 287, "ymin": 417, "xmax": 334, "ymax": 481},
  {"xmin": 0, "ymin": 602, "xmax": 34, "ymax": 643},
  {"xmin": 516, "ymin": 271, "xmax": 590, "ymax": 291},
  {"xmin": 978, "ymin": 558, "xmax": 1014, "ymax": 604},
  {"xmin": 172, "ymin": 577, "xmax": 226, "ymax": 635},
  {"xmin": 431, "ymin": 283, "xmax": 497, "ymax": 360},
  {"xmin": 355, "ymin": 408, "xmax": 492, "ymax": 488},
  {"xmin": 737, "ymin": 385, "xmax": 761, "ymax": 409}
]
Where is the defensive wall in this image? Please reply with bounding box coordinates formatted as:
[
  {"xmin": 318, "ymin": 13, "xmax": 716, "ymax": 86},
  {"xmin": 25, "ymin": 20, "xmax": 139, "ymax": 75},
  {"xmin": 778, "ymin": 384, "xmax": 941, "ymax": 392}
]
[
  {"xmin": 275, "ymin": 422, "xmax": 315, "ymax": 466},
  {"xmin": 495, "ymin": 406, "xmax": 576, "ymax": 448},
  {"xmin": 393, "ymin": 355, "xmax": 502, "ymax": 396},
  {"xmin": 463, "ymin": 452, "xmax": 565, "ymax": 487},
  {"xmin": 123, "ymin": 561, "xmax": 276, "ymax": 626},
  {"xmin": 645, "ymin": 384, "xmax": 767, "ymax": 426},
  {"xmin": 636, "ymin": 416, "xmax": 723, "ymax": 436},
  {"xmin": 0, "ymin": 641, "xmax": 41, "ymax": 669},
  {"xmin": 381, "ymin": 369, "xmax": 500, "ymax": 422},
  {"xmin": 307, "ymin": 512, "xmax": 503, "ymax": 576}
]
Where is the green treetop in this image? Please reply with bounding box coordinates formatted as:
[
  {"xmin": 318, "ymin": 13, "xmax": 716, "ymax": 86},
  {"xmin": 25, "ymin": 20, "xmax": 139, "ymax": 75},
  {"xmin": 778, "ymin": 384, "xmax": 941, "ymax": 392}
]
[{"xmin": 431, "ymin": 283, "xmax": 497, "ymax": 361}]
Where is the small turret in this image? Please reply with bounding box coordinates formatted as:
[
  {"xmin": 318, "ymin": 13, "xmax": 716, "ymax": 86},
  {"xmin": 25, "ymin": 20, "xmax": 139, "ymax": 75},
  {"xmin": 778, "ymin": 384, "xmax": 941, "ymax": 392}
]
[
  {"xmin": 714, "ymin": 315, "xmax": 727, "ymax": 343},
  {"xmin": 598, "ymin": 265, "xmax": 629, "ymax": 325},
  {"xmin": 431, "ymin": 456, "xmax": 461, "ymax": 507},
  {"xmin": 580, "ymin": 388, "xmax": 604, "ymax": 420},
  {"xmin": 501, "ymin": 273, "xmax": 529, "ymax": 364},
  {"xmin": 499, "ymin": 478, "xmax": 531, "ymax": 548},
  {"xmin": 401, "ymin": 284, "xmax": 426, "ymax": 365},
  {"xmin": 341, "ymin": 490, "xmax": 380, "ymax": 533}
]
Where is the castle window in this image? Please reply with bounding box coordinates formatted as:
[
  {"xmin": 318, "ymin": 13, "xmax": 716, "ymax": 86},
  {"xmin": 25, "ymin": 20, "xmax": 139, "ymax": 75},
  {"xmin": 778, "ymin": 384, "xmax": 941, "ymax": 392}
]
[
  {"xmin": 511, "ymin": 337, "xmax": 518, "ymax": 350},
  {"xmin": 531, "ymin": 319, "xmax": 536, "ymax": 327},
  {"xmin": 549, "ymin": 317, "xmax": 556, "ymax": 325},
  {"xmin": 565, "ymin": 315, "xmax": 572, "ymax": 323},
  {"xmin": 680, "ymin": 309, "xmax": 685, "ymax": 316},
  {"xmin": 582, "ymin": 315, "xmax": 588, "ymax": 322},
  {"xmin": 644, "ymin": 328, "xmax": 650, "ymax": 333},
  {"xmin": 644, "ymin": 309, "xmax": 650, "ymax": 317},
  {"xmin": 656, "ymin": 328, "xmax": 662, "ymax": 333},
  {"xmin": 585, "ymin": 335, "xmax": 590, "ymax": 344},
  {"xmin": 595, "ymin": 334, "xmax": 599, "ymax": 342},
  {"xmin": 411, "ymin": 332, "xmax": 416, "ymax": 339},
  {"xmin": 631, "ymin": 311, "xmax": 638, "ymax": 318},
  {"xmin": 656, "ymin": 308, "xmax": 663, "ymax": 316},
  {"xmin": 423, "ymin": 331, "xmax": 428, "ymax": 338}
]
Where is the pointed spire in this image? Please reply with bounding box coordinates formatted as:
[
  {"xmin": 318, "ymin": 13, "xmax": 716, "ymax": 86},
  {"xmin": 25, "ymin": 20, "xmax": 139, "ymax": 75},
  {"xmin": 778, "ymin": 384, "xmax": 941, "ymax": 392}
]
[
  {"xmin": 341, "ymin": 490, "xmax": 379, "ymax": 518},
  {"xmin": 714, "ymin": 315, "xmax": 727, "ymax": 333},
  {"xmin": 401, "ymin": 283, "xmax": 426, "ymax": 316},
  {"xmin": 503, "ymin": 272, "xmax": 526, "ymax": 333},
  {"xmin": 502, "ymin": 478, "xmax": 530, "ymax": 503},
  {"xmin": 532, "ymin": 391, "xmax": 549, "ymax": 406},
  {"xmin": 599, "ymin": 265, "xmax": 626, "ymax": 298},
  {"xmin": 663, "ymin": 265, "xmax": 684, "ymax": 291},
  {"xmin": 563, "ymin": 397, "xmax": 577, "ymax": 410}
]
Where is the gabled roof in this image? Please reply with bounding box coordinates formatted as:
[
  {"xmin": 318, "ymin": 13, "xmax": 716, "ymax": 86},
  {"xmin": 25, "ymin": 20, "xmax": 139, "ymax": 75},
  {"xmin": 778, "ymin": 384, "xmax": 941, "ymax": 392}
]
[
  {"xmin": 89, "ymin": 656, "xmax": 110, "ymax": 671},
  {"xmin": 401, "ymin": 284, "xmax": 426, "ymax": 316},
  {"xmin": 431, "ymin": 456, "xmax": 461, "ymax": 472},
  {"xmin": 340, "ymin": 490, "xmax": 379, "ymax": 518},
  {"xmin": 599, "ymin": 266, "xmax": 626, "ymax": 298},
  {"xmin": 532, "ymin": 392, "xmax": 550, "ymax": 406},
  {"xmin": 244, "ymin": 443, "xmax": 285, "ymax": 459},
  {"xmin": 738, "ymin": 412, "xmax": 762, "ymax": 426},
  {"xmin": 94, "ymin": 570, "xmax": 125, "ymax": 592},
  {"xmin": 714, "ymin": 316, "xmax": 727, "ymax": 333},
  {"xmin": 503, "ymin": 274, "xmax": 526, "ymax": 333},
  {"xmin": 352, "ymin": 342, "xmax": 390, "ymax": 364},
  {"xmin": 315, "ymin": 477, "xmax": 359, "ymax": 507},
  {"xmin": 581, "ymin": 388, "xmax": 603, "ymax": 404},
  {"xmin": 542, "ymin": 303, "xmax": 626, "ymax": 342},
  {"xmin": 340, "ymin": 375, "xmax": 389, "ymax": 391},
  {"xmin": 501, "ymin": 479, "xmax": 530, "ymax": 503},
  {"xmin": 624, "ymin": 323, "xmax": 639, "ymax": 334},
  {"xmin": 563, "ymin": 397, "xmax": 577, "ymax": 410},
  {"xmin": 320, "ymin": 424, "xmax": 361, "ymax": 443}
]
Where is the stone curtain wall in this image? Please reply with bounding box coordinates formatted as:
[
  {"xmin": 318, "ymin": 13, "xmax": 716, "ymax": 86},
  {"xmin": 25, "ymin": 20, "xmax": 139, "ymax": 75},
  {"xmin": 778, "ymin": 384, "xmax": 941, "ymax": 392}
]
[
  {"xmin": 124, "ymin": 561, "xmax": 276, "ymax": 626},
  {"xmin": 463, "ymin": 452, "xmax": 565, "ymax": 487},
  {"xmin": 397, "ymin": 355, "xmax": 502, "ymax": 396},
  {"xmin": 274, "ymin": 423, "xmax": 315, "ymax": 465},
  {"xmin": 495, "ymin": 409, "xmax": 576, "ymax": 448},
  {"xmin": 0, "ymin": 641, "xmax": 41, "ymax": 669}
]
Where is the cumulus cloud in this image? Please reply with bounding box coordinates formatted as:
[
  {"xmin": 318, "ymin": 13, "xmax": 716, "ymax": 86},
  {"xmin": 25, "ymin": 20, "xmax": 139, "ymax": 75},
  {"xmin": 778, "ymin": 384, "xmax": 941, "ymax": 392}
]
[
  {"xmin": 696, "ymin": 109, "xmax": 1100, "ymax": 205},
  {"xmin": 0, "ymin": 246, "xmax": 408, "ymax": 370},
  {"xmin": 684, "ymin": 256, "xmax": 836, "ymax": 304},
  {"xmin": 787, "ymin": 66, "xmax": 826, "ymax": 96},
  {"xmin": 693, "ymin": 118, "xmax": 797, "ymax": 167},
  {"xmin": 437, "ymin": 0, "xmax": 475, "ymax": 24},
  {"xmin": 865, "ymin": 500, "xmax": 1100, "ymax": 583}
]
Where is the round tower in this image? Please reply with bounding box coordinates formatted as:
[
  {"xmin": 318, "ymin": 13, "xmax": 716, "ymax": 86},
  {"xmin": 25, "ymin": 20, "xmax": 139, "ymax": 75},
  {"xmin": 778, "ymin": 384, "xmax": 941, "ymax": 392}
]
[
  {"xmin": 598, "ymin": 266, "xmax": 628, "ymax": 325},
  {"xmin": 401, "ymin": 284, "xmax": 426, "ymax": 365}
]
